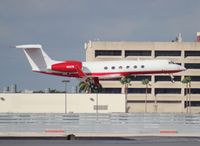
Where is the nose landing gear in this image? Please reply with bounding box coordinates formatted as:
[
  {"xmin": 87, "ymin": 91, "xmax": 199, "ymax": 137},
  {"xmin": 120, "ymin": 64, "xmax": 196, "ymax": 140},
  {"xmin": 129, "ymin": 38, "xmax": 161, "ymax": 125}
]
[{"xmin": 170, "ymin": 74, "xmax": 175, "ymax": 83}]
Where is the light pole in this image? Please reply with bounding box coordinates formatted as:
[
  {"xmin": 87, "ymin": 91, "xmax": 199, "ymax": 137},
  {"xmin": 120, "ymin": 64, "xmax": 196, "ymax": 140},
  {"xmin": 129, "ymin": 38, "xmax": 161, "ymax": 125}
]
[
  {"xmin": 62, "ymin": 80, "xmax": 70, "ymax": 114},
  {"xmin": 96, "ymin": 93, "xmax": 99, "ymax": 121},
  {"xmin": 142, "ymin": 79, "xmax": 150, "ymax": 113},
  {"xmin": 90, "ymin": 94, "xmax": 99, "ymax": 121},
  {"xmin": 189, "ymin": 81, "xmax": 191, "ymax": 113}
]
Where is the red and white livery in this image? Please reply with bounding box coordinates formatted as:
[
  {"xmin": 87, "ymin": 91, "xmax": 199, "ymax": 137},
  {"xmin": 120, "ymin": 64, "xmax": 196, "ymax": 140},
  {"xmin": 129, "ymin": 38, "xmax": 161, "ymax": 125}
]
[{"xmin": 16, "ymin": 44, "xmax": 186, "ymax": 81}]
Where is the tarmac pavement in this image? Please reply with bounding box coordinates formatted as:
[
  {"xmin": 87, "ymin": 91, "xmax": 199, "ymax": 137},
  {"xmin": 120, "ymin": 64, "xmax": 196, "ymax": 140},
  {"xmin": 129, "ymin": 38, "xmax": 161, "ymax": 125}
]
[{"xmin": 0, "ymin": 137, "xmax": 200, "ymax": 146}]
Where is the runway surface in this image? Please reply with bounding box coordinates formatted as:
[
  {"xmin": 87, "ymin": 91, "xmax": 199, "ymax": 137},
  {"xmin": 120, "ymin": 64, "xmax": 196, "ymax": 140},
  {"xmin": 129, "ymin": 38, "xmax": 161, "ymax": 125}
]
[{"xmin": 0, "ymin": 137, "xmax": 200, "ymax": 146}]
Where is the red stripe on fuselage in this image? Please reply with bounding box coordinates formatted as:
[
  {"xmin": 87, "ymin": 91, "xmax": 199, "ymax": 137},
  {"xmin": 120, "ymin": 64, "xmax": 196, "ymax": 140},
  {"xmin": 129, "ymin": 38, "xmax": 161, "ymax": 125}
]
[{"xmin": 33, "ymin": 70, "xmax": 183, "ymax": 78}]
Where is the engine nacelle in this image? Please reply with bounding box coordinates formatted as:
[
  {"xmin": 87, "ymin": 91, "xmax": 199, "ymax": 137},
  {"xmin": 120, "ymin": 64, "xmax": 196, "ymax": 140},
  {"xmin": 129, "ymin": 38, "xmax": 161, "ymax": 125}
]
[{"xmin": 51, "ymin": 61, "xmax": 82, "ymax": 72}]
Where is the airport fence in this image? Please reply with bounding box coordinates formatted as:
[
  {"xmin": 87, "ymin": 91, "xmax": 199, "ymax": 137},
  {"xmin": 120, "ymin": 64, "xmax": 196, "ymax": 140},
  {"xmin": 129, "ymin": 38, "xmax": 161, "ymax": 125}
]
[{"xmin": 0, "ymin": 113, "xmax": 200, "ymax": 134}]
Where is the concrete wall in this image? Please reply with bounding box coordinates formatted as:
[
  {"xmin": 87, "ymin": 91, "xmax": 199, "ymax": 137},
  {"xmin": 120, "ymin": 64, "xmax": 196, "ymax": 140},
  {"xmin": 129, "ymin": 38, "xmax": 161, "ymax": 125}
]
[
  {"xmin": 0, "ymin": 93, "xmax": 125, "ymax": 113},
  {"xmin": 1, "ymin": 93, "xmax": 200, "ymax": 113},
  {"xmin": 128, "ymin": 102, "xmax": 183, "ymax": 113}
]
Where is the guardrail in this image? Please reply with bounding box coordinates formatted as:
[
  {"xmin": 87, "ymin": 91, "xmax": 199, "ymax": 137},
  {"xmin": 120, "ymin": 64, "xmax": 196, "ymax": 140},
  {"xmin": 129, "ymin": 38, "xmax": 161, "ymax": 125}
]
[{"xmin": 0, "ymin": 113, "xmax": 200, "ymax": 134}]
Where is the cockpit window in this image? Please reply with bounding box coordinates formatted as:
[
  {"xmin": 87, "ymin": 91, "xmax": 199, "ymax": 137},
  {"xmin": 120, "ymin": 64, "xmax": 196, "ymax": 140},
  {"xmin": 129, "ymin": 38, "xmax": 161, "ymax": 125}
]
[{"xmin": 169, "ymin": 61, "xmax": 176, "ymax": 64}]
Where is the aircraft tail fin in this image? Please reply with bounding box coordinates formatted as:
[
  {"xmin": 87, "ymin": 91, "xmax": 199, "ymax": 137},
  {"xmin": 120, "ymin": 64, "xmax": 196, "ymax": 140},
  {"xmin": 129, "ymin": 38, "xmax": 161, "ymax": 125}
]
[{"xmin": 16, "ymin": 44, "xmax": 55, "ymax": 71}]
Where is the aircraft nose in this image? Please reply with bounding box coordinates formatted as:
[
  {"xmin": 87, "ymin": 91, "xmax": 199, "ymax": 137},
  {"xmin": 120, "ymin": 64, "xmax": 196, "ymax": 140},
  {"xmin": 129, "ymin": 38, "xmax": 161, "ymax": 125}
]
[{"xmin": 180, "ymin": 66, "xmax": 186, "ymax": 71}]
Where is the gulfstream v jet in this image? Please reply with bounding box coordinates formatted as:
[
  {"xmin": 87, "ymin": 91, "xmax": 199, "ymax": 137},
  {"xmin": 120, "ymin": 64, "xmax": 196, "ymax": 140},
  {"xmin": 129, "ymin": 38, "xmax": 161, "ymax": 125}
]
[{"xmin": 16, "ymin": 44, "xmax": 186, "ymax": 83}]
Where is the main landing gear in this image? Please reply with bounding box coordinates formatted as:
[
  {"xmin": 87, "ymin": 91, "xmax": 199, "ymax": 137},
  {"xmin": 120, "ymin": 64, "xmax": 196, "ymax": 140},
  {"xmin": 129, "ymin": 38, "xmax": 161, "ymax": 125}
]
[
  {"xmin": 87, "ymin": 77, "xmax": 102, "ymax": 93},
  {"xmin": 79, "ymin": 77, "xmax": 102, "ymax": 93}
]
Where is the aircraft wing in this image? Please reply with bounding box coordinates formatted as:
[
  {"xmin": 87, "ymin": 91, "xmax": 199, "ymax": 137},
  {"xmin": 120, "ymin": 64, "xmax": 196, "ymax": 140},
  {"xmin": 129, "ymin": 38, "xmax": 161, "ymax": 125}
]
[{"xmin": 75, "ymin": 66, "xmax": 86, "ymax": 78}]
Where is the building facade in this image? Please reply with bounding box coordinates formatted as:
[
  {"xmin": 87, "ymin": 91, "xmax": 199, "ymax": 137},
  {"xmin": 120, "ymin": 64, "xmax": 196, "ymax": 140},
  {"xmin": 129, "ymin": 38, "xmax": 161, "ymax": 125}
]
[{"xmin": 85, "ymin": 41, "xmax": 200, "ymax": 113}]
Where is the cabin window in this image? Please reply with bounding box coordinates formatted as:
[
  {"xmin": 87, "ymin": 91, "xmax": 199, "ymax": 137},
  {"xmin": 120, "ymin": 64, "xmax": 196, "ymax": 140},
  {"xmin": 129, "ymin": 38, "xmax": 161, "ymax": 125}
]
[
  {"xmin": 126, "ymin": 66, "xmax": 130, "ymax": 69},
  {"xmin": 141, "ymin": 65, "xmax": 144, "ymax": 68},
  {"xmin": 111, "ymin": 66, "xmax": 115, "ymax": 70},
  {"xmin": 104, "ymin": 66, "xmax": 108, "ymax": 70},
  {"xmin": 119, "ymin": 66, "xmax": 122, "ymax": 69},
  {"xmin": 133, "ymin": 65, "xmax": 137, "ymax": 69}
]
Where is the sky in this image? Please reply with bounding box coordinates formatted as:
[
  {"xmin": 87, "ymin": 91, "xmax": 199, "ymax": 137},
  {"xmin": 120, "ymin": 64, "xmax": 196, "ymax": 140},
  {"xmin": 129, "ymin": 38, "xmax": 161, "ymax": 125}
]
[{"xmin": 1, "ymin": 0, "xmax": 200, "ymax": 92}]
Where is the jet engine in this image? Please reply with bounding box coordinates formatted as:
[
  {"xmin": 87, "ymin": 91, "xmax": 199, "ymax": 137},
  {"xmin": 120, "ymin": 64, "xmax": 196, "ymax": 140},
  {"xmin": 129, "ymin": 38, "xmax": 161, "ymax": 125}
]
[{"xmin": 51, "ymin": 61, "xmax": 82, "ymax": 72}]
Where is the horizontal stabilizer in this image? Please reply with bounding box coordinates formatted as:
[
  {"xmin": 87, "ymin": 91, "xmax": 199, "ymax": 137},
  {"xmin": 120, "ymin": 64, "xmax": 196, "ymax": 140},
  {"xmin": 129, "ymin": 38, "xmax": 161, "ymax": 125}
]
[{"xmin": 16, "ymin": 44, "xmax": 42, "ymax": 49}]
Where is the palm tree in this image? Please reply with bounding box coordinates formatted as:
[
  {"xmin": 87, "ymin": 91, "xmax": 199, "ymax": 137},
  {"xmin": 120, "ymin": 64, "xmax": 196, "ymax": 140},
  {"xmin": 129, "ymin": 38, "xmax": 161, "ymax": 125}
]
[
  {"xmin": 120, "ymin": 76, "xmax": 131, "ymax": 113},
  {"xmin": 142, "ymin": 79, "xmax": 150, "ymax": 113},
  {"xmin": 181, "ymin": 76, "xmax": 191, "ymax": 113},
  {"xmin": 79, "ymin": 80, "xmax": 91, "ymax": 93},
  {"xmin": 79, "ymin": 78, "xmax": 102, "ymax": 93}
]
